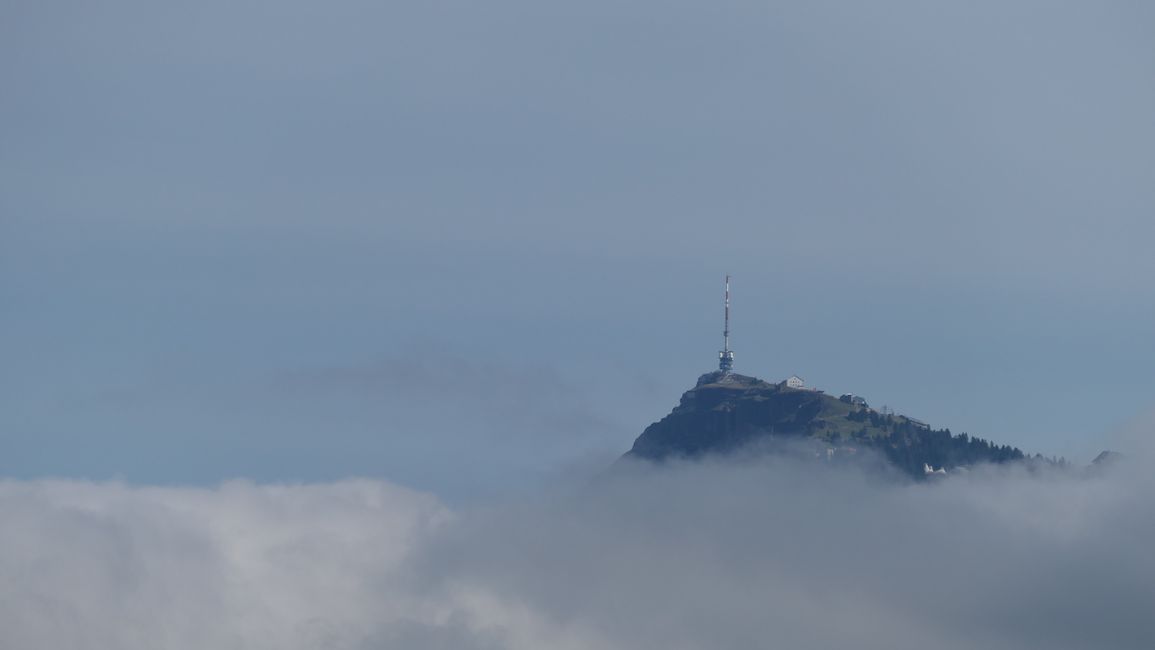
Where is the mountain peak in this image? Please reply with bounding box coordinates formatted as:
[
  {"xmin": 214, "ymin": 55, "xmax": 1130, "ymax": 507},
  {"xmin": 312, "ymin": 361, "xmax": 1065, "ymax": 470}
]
[{"xmin": 626, "ymin": 370, "xmax": 1031, "ymax": 478}]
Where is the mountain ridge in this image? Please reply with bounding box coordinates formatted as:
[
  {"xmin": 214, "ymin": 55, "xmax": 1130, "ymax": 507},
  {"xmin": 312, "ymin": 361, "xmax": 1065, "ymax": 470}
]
[{"xmin": 625, "ymin": 370, "xmax": 1038, "ymax": 478}]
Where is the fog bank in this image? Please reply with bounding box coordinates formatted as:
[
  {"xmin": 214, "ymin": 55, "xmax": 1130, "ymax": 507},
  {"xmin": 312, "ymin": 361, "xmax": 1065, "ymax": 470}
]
[{"xmin": 2, "ymin": 458, "xmax": 1152, "ymax": 649}]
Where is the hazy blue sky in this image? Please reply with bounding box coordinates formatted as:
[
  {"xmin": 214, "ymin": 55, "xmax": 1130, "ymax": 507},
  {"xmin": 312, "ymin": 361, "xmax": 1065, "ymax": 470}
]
[{"xmin": 4, "ymin": 0, "xmax": 1154, "ymax": 497}]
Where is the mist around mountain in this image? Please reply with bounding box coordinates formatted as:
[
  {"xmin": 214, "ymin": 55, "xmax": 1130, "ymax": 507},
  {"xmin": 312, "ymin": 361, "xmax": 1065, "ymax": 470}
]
[
  {"xmin": 625, "ymin": 370, "xmax": 1074, "ymax": 479},
  {"xmin": 5, "ymin": 445, "xmax": 1151, "ymax": 650}
]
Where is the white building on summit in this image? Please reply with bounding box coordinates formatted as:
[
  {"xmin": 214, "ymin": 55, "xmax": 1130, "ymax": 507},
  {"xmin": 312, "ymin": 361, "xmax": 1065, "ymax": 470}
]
[{"xmin": 786, "ymin": 375, "xmax": 805, "ymax": 389}]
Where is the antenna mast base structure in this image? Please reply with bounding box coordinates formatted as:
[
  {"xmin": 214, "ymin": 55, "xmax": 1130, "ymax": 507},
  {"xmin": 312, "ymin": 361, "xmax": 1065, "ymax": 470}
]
[
  {"xmin": 718, "ymin": 274, "xmax": 735, "ymax": 373},
  {"xmin": 718, "ymin": 350, "xmax": 734, "ymax": 373}
]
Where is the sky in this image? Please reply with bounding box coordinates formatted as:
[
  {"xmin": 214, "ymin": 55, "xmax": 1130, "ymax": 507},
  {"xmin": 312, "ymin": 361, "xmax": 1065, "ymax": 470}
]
[{"xmin": 4, "ymin": 0, "xmax": 1155, "ymax": 497}]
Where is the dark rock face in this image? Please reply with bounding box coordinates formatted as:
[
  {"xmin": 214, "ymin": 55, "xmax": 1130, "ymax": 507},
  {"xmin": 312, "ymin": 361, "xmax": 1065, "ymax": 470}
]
[{"xmin": 628, "ymin": 373, "xmax": 827, "ymax": 459}]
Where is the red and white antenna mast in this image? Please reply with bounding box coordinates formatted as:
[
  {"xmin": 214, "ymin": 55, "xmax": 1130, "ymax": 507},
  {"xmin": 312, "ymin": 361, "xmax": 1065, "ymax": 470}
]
[{"xmin": 719, "ymin": 274, "xmax": 735, "ymax": 372}]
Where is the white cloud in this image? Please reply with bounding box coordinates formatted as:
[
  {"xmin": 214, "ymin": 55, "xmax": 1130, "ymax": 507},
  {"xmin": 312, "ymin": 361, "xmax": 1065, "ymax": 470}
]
[
  {"xmin": 0, "ymin": 479, "xmax": 449, "ymax": 649},
  {"xmin": 1, "ymin": 458, "xmax": 1153, "ymax": 649}
]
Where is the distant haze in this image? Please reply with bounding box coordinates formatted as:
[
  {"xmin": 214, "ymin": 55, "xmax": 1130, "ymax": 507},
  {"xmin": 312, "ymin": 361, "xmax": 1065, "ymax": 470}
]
[{"xmin": 3, "ymin": 0, "xmax": 1154, "ymax": 494}]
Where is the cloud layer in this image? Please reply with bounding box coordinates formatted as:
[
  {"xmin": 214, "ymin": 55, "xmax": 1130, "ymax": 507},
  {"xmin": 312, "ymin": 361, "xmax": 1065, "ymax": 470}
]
[{"xmin": 3, "ymin": 457, "xmax": 1153, "ymax": 649}]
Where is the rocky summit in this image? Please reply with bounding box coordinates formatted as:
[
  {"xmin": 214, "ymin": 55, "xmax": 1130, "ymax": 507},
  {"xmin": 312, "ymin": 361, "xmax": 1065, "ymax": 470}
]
[{"xmin": 625, "ymin": 371, "xmax": 1032, "ymax": 479}]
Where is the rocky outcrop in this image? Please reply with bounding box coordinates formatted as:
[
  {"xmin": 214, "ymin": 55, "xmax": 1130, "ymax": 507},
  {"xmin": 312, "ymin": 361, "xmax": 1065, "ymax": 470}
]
[{"xmin": 628, "ymin": 372, "xmax": 828, "ymax": 459}]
